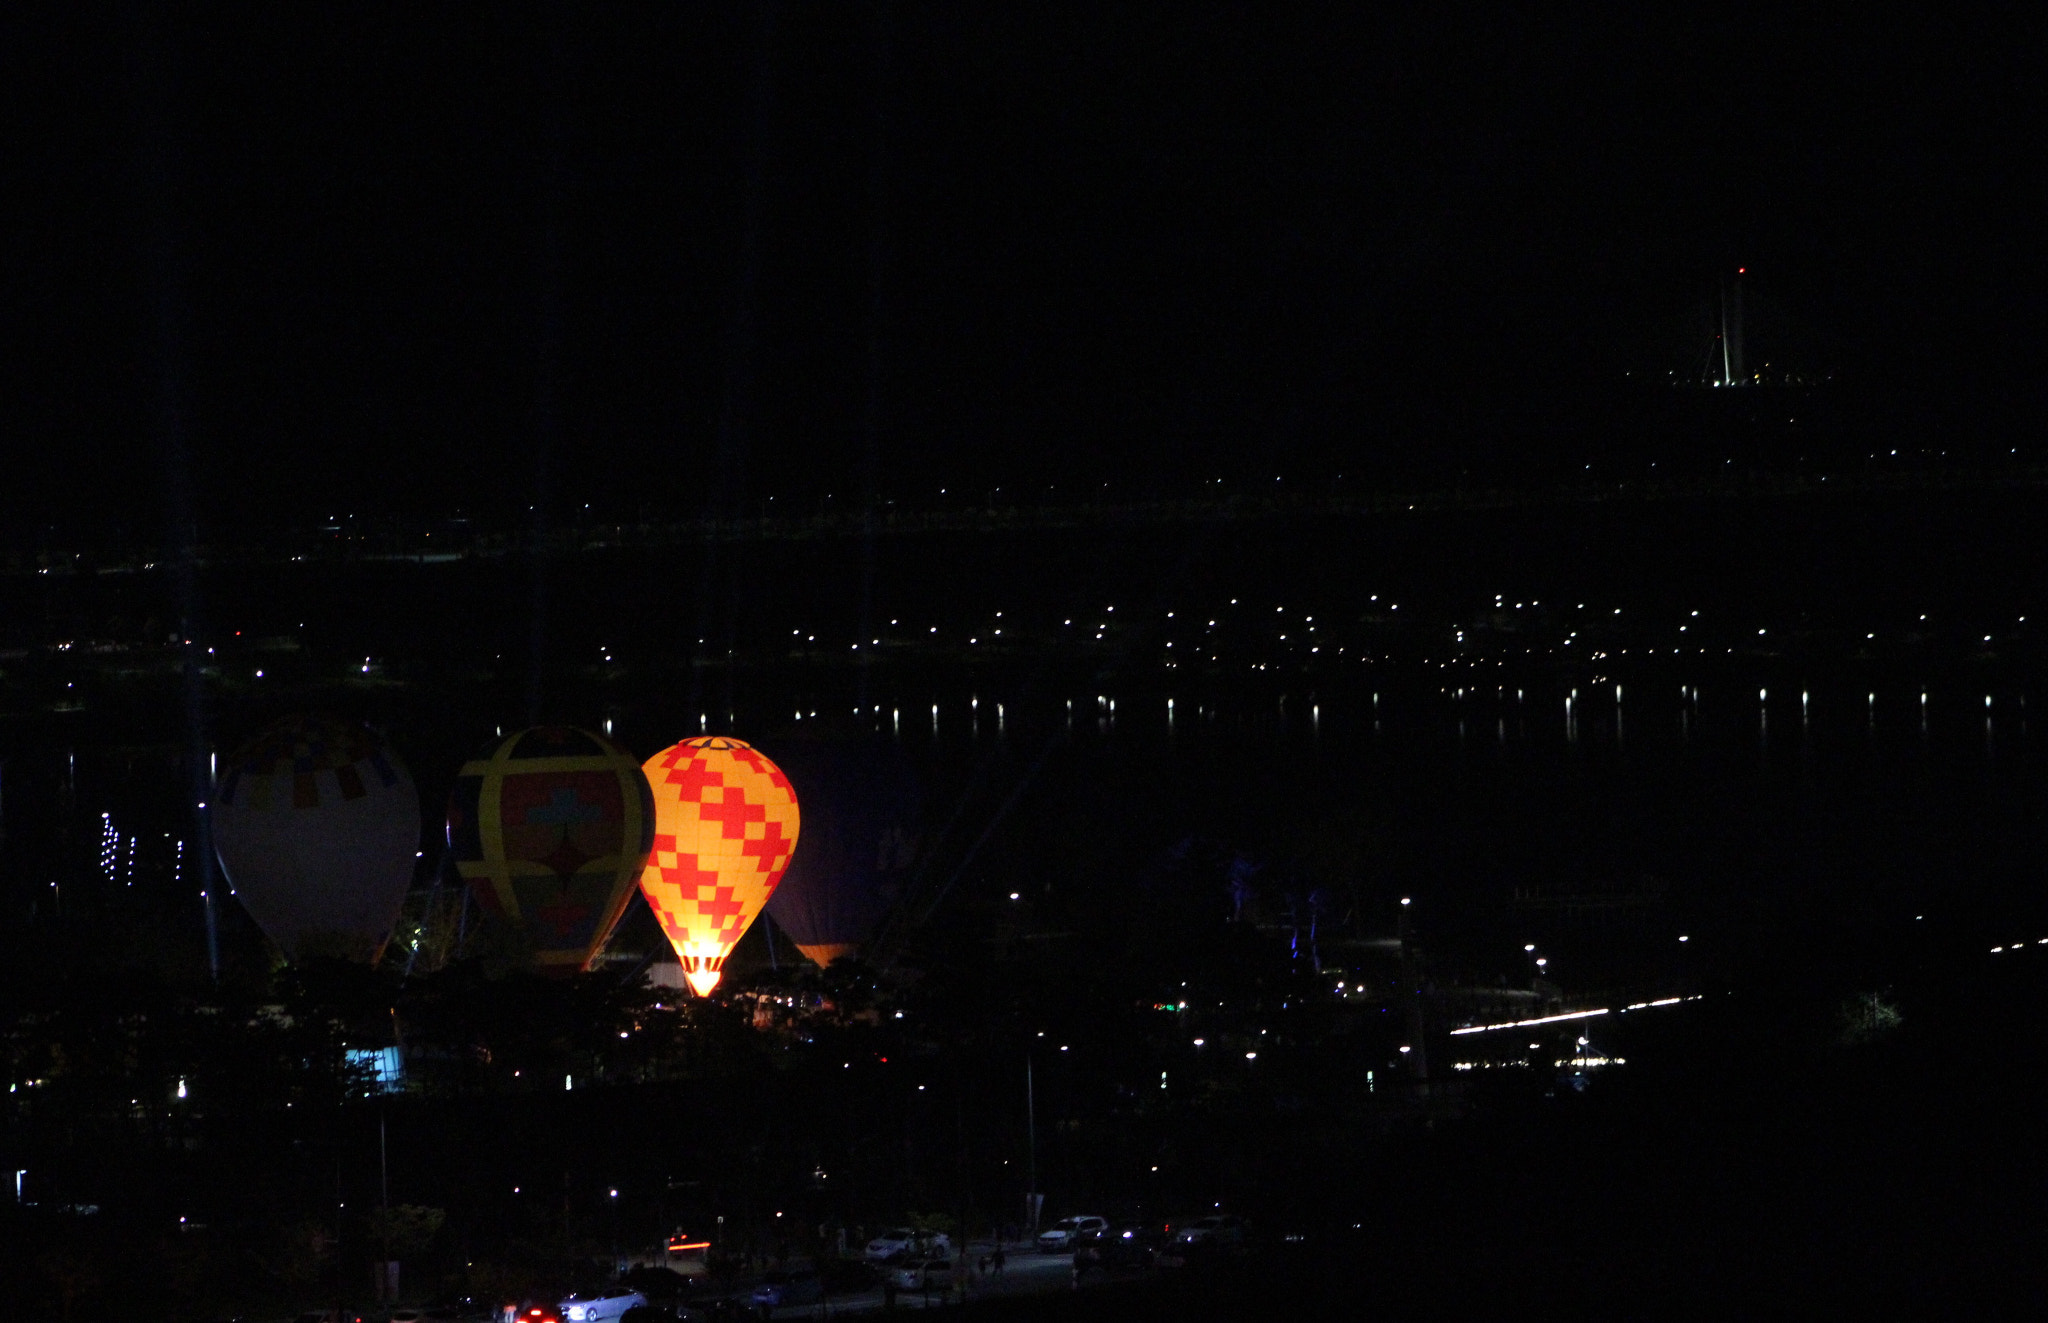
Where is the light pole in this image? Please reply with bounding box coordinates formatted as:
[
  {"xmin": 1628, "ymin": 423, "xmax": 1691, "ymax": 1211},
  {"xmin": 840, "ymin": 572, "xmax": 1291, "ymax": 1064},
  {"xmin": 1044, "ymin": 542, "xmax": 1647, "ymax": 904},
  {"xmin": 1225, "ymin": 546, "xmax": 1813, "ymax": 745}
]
[
  {"xmin": 376, "ymin": 1103, "xmax": 391, "ymax": 1301},
  {"xmin": 1398, "ymin": 898, "xmax": 1430, "ymax": 1092},
  {"xmin": 1024, "ymin": 1051, "xmax": 1038, "ymax": 1240}
]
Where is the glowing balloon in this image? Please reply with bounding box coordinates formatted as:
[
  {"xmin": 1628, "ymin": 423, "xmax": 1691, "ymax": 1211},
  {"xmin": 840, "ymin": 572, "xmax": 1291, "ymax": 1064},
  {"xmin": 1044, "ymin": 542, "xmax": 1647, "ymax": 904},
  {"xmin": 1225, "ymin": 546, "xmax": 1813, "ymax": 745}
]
[
  {"xmin": 763, "ymin": 740, "xmax": 919, "ymax": 967},
  {"xmin": 212, "ymin": 714, "xmax": 421, "ymax": 962},
  {"xmin": 639, "ymin": 736, "xmax": 799, "ymax": 996},
  {"xmin": 446, "ymin": 726, "xmax": 654, "ymax": 975}
]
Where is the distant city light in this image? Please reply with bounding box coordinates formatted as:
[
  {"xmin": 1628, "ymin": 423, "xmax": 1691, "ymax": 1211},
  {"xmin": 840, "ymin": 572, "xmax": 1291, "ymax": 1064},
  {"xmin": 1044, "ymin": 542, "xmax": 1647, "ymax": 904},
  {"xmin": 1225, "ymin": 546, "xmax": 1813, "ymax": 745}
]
[{"xmin": 1451, "ymin": 1008, "xmax": 1611, "ymax": 1036}]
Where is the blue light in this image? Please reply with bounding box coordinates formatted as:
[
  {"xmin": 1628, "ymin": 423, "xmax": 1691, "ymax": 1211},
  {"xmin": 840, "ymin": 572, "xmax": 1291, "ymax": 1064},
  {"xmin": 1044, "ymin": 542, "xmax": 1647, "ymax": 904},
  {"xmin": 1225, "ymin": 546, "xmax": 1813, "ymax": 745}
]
[{"xmin": 347, "ymin": 1046, "xmax": 404, "ymax": 1093}]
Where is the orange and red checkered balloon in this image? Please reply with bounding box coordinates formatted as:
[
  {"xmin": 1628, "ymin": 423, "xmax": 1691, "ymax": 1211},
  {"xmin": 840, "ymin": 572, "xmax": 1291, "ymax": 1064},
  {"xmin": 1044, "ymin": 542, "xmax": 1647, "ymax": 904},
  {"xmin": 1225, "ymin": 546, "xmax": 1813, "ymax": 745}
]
[{"xmin": 639, "ymin": 736, "xmax": 800, "ymax": 995}]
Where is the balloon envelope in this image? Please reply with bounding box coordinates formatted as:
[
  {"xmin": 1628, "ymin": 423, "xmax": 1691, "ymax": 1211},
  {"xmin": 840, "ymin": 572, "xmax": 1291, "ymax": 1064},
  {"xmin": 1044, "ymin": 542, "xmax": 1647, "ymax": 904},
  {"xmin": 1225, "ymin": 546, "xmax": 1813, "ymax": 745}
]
[
  {"xmin": 213, "ymin": 714, "xmax": 421, "ymax": 962},
  {"xmin": 446, "ymin": 726, "xmax": 654, "ymax": 974},
  {"xmin": 639, "ymin": 736, "xmax": 799, "ymax": 995},
  {"xmin": 763, "ymin": 740, "xmax": 919, "ymax": 966}
]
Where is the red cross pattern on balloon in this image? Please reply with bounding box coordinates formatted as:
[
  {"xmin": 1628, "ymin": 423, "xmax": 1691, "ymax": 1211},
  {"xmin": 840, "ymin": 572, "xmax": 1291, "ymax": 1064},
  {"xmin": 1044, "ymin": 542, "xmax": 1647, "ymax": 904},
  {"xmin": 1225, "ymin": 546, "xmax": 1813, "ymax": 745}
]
[
  {"xmin": 660, "ymin": 754, "xmax": 726, "ymax": 803},
  {"xmin": 698, "ymin": 786, "xmax": 764, "ymax": 839},
  {"xmin": 639, "ymin": 736, "xmax": 801, "ymax": 993},
  {"xmin": 644, "ymin": 844, "xmax": 729, "ymax": 936}
]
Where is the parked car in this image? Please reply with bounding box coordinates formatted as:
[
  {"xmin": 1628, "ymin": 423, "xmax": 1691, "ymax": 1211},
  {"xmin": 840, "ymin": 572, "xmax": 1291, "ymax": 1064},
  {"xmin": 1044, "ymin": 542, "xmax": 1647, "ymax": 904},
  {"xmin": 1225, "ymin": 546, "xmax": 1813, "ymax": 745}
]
[
  {"xmin": 1082, "ymin": 1223, "xmax": 1166, "ymax": 1269},
  {"xmin": 620, "ymin": 1307, "xmax": 706, "ymax": 1323},
  {"xmin": 1036, "ymin": 1215, "xmax": 1108, "ymax": 1252},
  {"xmin": 559, "ymin": 1291, "xmax": 646, "ymax": 1323},
  {"xmin": 388, "ymin": 1310, "xmax": 427, "ymax": 1323},
  {"xmin": 746, "ymin": 1272, "xmax": 823, "ymax": 1313},
  {"xmin": 889, "ymin": 1257, "xmax": 954, "ymax": 1292},
  {"xmin": 864, "ymin": 1227, "xmax": 952, "ymax": 1262},
  {"xmin": 1171, "ymin": 1214, "xmax": 1246, "ymax": 1249}
]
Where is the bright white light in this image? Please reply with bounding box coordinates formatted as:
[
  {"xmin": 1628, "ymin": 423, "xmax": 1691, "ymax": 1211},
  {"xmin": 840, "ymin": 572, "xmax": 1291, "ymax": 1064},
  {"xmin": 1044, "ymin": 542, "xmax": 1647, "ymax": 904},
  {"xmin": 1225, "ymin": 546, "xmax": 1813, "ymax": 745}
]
[{"xmin": 1450, "ymin": 1008, "xmax": 1610, "ymax": 1036}]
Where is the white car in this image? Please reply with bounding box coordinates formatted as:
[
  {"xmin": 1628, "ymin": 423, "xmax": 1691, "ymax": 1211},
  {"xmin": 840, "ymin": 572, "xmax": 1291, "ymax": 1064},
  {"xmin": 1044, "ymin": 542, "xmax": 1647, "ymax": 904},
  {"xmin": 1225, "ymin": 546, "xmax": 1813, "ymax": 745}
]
[
  {"xmin": 1172, "ymin": 1214, "xmax": 1246, "ymax": 1247},
  {"xmin": 559, "ymin": 1290, "xmax": 645, "ymax": 1323},
  {"xmin": 1036, "ymin": 1215, "xmax": 1108, "ymax": 1251},
  {"xmin": 865, "ymin": 1227, "xmax": 951, "ymax": 1262}
]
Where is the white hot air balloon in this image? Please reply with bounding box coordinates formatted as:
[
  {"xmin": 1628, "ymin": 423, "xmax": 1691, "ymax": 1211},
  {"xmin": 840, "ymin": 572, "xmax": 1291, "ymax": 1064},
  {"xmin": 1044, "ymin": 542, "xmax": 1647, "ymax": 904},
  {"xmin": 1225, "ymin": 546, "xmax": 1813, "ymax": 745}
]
[{"xmin": 213, "ymin": 714, "xmax": 421, "ymax": 962}]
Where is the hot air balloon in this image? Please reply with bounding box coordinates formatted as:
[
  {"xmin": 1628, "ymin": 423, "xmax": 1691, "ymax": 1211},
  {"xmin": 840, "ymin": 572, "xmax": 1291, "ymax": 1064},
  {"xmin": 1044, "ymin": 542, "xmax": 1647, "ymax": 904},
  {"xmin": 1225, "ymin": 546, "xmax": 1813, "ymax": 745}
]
[
  {"xmin": 639, "ymin": 736, "xmax": 799, "ymax": 996},
  {"xmin": 212, "ymin": 714, "xmax": 421, "ymax": 962},
  {"xmin": 762, "ymin": 739, "xmax": 919, "ymax": 967},
  {"xmin": 446, "ymin": 726, "xmax": 654, "ymax": 975}
]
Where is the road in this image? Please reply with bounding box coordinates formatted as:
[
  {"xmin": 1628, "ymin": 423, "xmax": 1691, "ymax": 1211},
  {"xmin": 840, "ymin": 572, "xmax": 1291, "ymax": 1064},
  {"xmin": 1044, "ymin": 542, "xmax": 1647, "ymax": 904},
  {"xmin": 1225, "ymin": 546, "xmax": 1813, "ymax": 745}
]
[{"xmin": 789, "ymin": 1240, "xmax": 1125, "ymax": 1315}]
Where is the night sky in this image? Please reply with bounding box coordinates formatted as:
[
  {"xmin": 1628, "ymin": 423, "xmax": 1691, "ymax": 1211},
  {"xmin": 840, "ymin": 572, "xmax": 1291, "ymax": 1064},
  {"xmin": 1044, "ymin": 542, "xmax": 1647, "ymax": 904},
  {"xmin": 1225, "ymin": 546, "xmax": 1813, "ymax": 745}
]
[{"xmin": 3, "ymin": 4, "xmax": 2040, "ymax": 535}]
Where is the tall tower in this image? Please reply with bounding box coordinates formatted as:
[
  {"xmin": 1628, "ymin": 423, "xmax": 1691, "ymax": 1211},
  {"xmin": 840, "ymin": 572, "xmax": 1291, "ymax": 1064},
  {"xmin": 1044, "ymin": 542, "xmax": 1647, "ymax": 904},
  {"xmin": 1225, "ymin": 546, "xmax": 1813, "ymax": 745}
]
[{"xmin": 1718, "ymin": 267, "xmax": 1747, "ymax": 386}]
